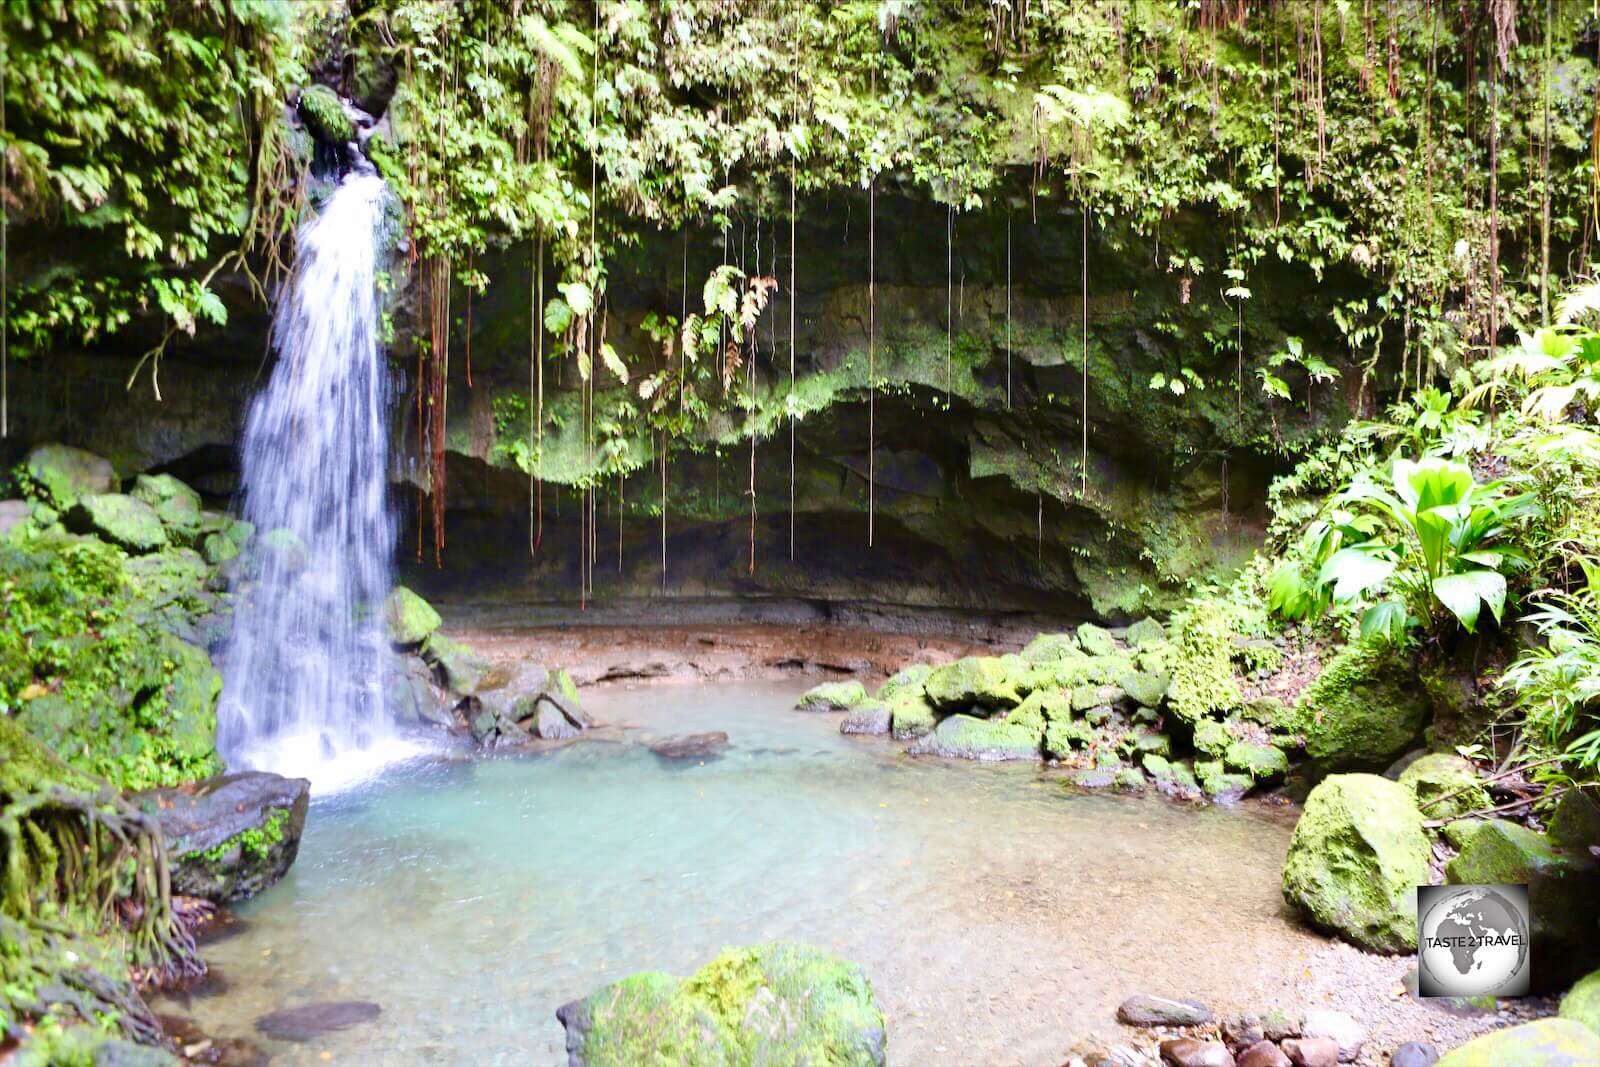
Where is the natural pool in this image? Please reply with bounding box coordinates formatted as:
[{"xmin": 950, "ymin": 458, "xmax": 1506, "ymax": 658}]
[{"xmin": 165, "ymin": 679, "xmax": 1326, "ymax": 1066}]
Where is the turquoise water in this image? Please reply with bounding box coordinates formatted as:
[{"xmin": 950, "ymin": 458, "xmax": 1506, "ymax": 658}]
[{"xmin": 165, "ymin": 680, "xmax": 1322, "ymax": 1066}]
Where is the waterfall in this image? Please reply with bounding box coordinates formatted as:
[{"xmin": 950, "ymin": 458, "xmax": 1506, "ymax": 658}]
[{"xmin": 219, "ymin": 173, "xmax": 414, "ymax": 787}]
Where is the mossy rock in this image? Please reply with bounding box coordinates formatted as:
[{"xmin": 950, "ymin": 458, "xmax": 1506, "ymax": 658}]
[
  {"xmin": 65, "ymin": 493, "xmax": 168, "ymax": 554},
  {"xmin": 1125, "ymin": 617, "xmax": 1167, "ymax": 649},
  {"xmin": 1195, "ymin": 760, "xmax": 1253, "ymax": 802},
  {"xmin": 840, "ymin": 700, "xmax": 893, "ymax": 736},
  {"xmin": 123, "ymin": 547, "xmax": 210, "ymax": 604},
  {"xmin": 1044, "ymin": 716, "xmax": 1096, "ymax": 758},
  {"xmin": 1281, "ymin": 774, "xmax": 1430, "ymax": 953},
  {"xmin": 922, "ymin": 656, "xmax": 1020, "ymax": 712},
  {"xmin": 1549, "ymin": 787, "xmax": 1600, "ymax": 852},
  {"xmin": 549, "ymin": 667, "xmax": 581, "ymax": 705},
  {"xmin": 1075, "ymin": 622, "xmax": 1120, "ymax": 657},
  {"xmin": 1446, "ymin": 819, "xmax": 1600, "ymax": 989},
  {"xmin": 299, "ymin": 84, "xmax": 355, "ymax": 143},
  {"xmin": 1118, "ymin": 726, "xmax": 1171, "ymax": 759},
  {"xmin": 384, "ymin": 586, "xmax": 442, "ymax": 647},
  {"xmin": 22, "ymin": 443, "xmax": 117, "ymax": 508},
  {"xmin": 1433, "ymin": 1018, "xmax": 1600, "ymax": 1067},
  {"xmin": 1006, "ymin": 689, "xmax": 1069, "ymax": 733},
  {"xmin": 421, "ymin": 632, "xmax": 492, "ymax": 696},
  {"xmin": 1119, "ymin": 668, "xmax": 1170, "ymax": 710},
  {"xmin": 796, "ymin": 680, "xmax": 868, "ymax": 711},
  {"xmin": 1070, "ymin": 683, "xmax": 1124, "ymax": 712},
  {"xmin": 200, "ymin": 530, "xmax": 240, "ymax": 565},
  {"xmin": 258, "ymin": 527, "xmax": 309, "ymax": 574},
  {"xmin": 1021, "ymin": 631, "xmax": 1081, "ymax": 663},
  {"xmin": 889, "ymin": 694, "xmax": 937, "ymax": 740},
  {"xmin": 130, "ymin": 473, "xmax": 203, "ymax": 543},
  {"xmin": 1561, "ymin": 969, "xmax": 1600, "ymax": 1038},
  {"xmin": 1293, "ymin": 643, "xmax": 1429, "ymax": 773},
  {"xmin": 1398, "ymin": 753, "xmax": 1488, "ymax": 822},
  {"xmin": 556, "ymin": 942, "xmax": 887, "ymax": 1067},
  {"xmin": 906, "ymin": 713, "xmax": 1041, "ymax": 761},
  {"xmin": 1192, "ymin": 717, "xmax": 1231, "ymax": 758},
  {"xmin": 875, "ymin": 663, "xmax": 932, "ymax": 702},
  {"xmin": 1224, "ymin": 740, "xmax": 1289, "ymax": 782}
]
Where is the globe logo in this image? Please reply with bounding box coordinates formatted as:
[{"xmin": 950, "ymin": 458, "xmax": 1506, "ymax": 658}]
[{"xmin": 1416, "ymin": 883, "xmax": 1531, "ymax": 997}]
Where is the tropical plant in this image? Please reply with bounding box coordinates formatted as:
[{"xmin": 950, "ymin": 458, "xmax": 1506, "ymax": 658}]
[
  {"xmin": 1500, "ymin": 558, "xmax": 1600, "ymax": 774},
  {"xmin": 1300, "ymin": 458, "xmax": 1536, "ymax": 642}
]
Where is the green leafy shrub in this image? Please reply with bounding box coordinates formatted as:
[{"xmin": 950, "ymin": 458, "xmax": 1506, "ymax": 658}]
[{"xmin": 1500, "ymin": 558, "xmax": 1600, "ymax": 776}]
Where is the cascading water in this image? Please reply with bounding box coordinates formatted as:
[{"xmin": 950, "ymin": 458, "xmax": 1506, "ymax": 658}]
[{"xmin": 219, "ymin": 173, "xmax": 415, "ymax": 787}]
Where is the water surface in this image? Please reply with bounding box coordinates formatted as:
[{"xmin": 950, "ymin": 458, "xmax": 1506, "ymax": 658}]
[{"xmin": 169, "ymin": 680, "xmax": 1324, "ymax": 1066}]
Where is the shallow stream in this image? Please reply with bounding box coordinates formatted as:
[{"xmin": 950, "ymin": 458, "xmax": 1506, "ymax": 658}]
[{"xmin": 165, "ymin": 679, "xmax": 1325, "ymax": 1066}]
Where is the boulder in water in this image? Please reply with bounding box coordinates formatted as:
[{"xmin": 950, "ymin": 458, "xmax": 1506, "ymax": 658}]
[
  {"xmin": 556, "ymin": 942, "xmax": 885, "ymax": 1067},
  {"xmin": 254, "ymin": 1000, "xmax": 381, "ymax": 1042},
  {"xmin": 906, "ymin": 712, "xmax": 1040, "ymax": 761},
  {"xmin": 874, "ymin": 664, "xmax": 932, "ymax": 701},
  {"xmin": 840, "ymin": 700, "xmax": 893, "ymax": 735},
  {"xmin": 796, "ymin": 680, "xmax": 867, "ymax": 710},
  {"xmin": 888, "ymin": 694, "xmax": 937, "ymax": 740},
  {"xmin": 141, "ymin": 771, "xmax": 309, "ymax": 903},
  {"xmin": 22, "ymin": 443, "xmax": 117, "ymax": 508},
  {"xmin": 66, "ymin": 493, "xmax": 169, "ymax": 553},
  {"xmin": 922, "ymin": 656, "xmax": 1020, "ymax": 712}
]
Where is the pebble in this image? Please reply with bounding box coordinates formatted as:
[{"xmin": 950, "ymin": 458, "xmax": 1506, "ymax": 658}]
[
  {"xmin": 1280, "ymin": 1036, "xmax": 1339, "ymax": 1067},
  {"xmin": 1236, "ymin": 1041, "xmax": 1291, "ymax": 1067},
  {"xmin": 1222, "ymin": 1015, "xmax": 1266, "ymax": 1052},
  {"xmin": 1118, "ymin": 993, "xmax": 1215, "ymax": 1027},
  {"xmin": 1159, "ymin": 1037, "xmax": 1235, "ymax": 1067},
  {"xmin": 1300, "ymin": 1009, "xmax": 1365, "ymax": 1062},
  {"xmin": 1389, "ymin": 1042, "xmax": 1439, "ymax": 1067}
]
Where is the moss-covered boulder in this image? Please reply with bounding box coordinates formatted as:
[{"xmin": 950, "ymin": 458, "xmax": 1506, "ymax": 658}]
[
  {"xmin": 130, "ymin": 473, "xmax": 203, "ymax": 542},
  {"xmin": 875, "ymin": 663, "xmax": 932, "ymax": 701},
  {"xmin": 1549, "ymin": 787, "xmax": 1600, "ymax": 852},
  {"xmin": 1433, "ymin": 1018, "xmax": 1600, "ymax": 1067},
  {"xmin": 1044, "ymin": 716, "xmax": 1096, "ymax": 757},
  {"xmin": 1293, "ymin": 643, "xmax": 1429, "ymax": 772},
  {"xmin": 384, "ymin": 586, "xmax": 442, "ymax": 647},
  {"xmin": 1021, "ymin": 632, "xmax": 1081, "ymax": 663},
  {"xmin": 421, "ymin": 632, "xmax": 492, "ymax": 696},
  {"xmin": 1120, "ymin": 668, "xmax": 1170, "ymax": 709},
  {"xmin": 1075, "ymin": 622, "xmax": 1120, "ymax": 657},
  {"xmin": 21, "ymin": 443, "xmax": 117, "ymax": 508},
  {"xmin": 299, "ymin": 84, "xmax": 355, "ymax": 144},
  {"xmin": 889, "ymin": 694, "xmax": 937, "ymax": 740},
  {"xmin": 200, "ymin": 529, "xmax": 240, "ymax": 565},
  {"xmin": 1125, "ymin": 617, "xmax": 1167, "ymax": 649},
  {"xmin": 906, "ymin": 713, "xmax": 1041, "ymax": 761},
  {"xmin": 1446, "ymin": 819, "xmax": 1600, "ymax": 989},
  {"xmin": 1399, "ymin": 753, "xmax": 1488, "ymax": 822},
  {"xmin": 796, "ymin": 680, "xmax": 867, "ymax": 710},
  {"xmin": 1192, "ymin": 717, "xmax": 1231, "ymax": 757},
  {"xmin": 922, "ymin": 656, "xmax": 1020, "ymax": 712},
  {"xmin": 257, "ymin": 526, "xmax": 309, "ymax": 574},
  {"xmin": 556, "ymin": 942, "xmax": 887, "ymax": 1067},
  {"xmin": 1282, "ymin": 773, "xmax": 1431, "ymax": 953},
  {"xmin": 65, "ymin": 493, "xmax": 168, "ymax": 554},
  {"xmin": 1225, "ymin": 740, "xmax": 1289, "ymax": 782},
  {"xmin": 1195, "ymin": 760, "xmax": 1253, "ymax": 802},
  {"xmin": 1561, "ymin": 969, "xmax": 1600, "ymax": 1038}
]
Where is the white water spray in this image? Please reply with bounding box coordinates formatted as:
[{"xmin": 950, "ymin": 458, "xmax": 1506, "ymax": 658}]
[{"xmin": 219, "ymin": 174, "xmax": 417, "ymax": 788}]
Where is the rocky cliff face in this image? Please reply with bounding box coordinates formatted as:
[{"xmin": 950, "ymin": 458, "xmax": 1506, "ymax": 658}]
[{"xmin": 6, "ymin": 186, "xmax": 1370, "ymax": 622}]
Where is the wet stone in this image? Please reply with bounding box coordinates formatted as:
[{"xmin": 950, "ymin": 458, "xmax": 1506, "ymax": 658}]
[
  {"xmin": 254, "ymin": 1000, "xmax": 381, "ymax": 1042},
  {"xmin": 1158, "ymin": 1036, "xmax": 1235, "ymax": 1067},
  {"xmin": 647, "ymin": 731, "xmax": 731, "ymax": 762},
  {"xmin": 1389, "ymin": 1042, "xmax": 1439, "ymax": 1067},
  {"xmin": 1118, "ymin": 993, "xmax": 1214, "ymax": 1027}
]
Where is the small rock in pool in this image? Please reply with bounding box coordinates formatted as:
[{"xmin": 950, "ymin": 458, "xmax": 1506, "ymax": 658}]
[
  {"xmin": 254, "ymin": 1000, "xmax": 381, "ymax": 1041},
  {"xmin": 1118, "ymin": 993, "xmax": 1214, "ymax": 1027},
  {"xmin": 1389, "ymin": 1042, "xmax": 1438, "ymax": 1067},
  {"xmin": 1158, "ymin": 1036, "xmax": 1235, "ymax": 1067},
  {"xmin": 840, "ymin": 700, "xmax": 892, "ymax": 736},
  {"xmin": 647, "ymin": 732, "xmax": 731, "ymax": 762},
  {"xmin": 1237, "ymin": 1039, "xmax": 1291, "ymax": 1067}
]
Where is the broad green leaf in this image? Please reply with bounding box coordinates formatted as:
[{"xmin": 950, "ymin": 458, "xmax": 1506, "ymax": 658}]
[
  {"xmin": 1432, "ymin": 570, "xmax": 1507, "ymax": 632},
  {"xmin": 1320, "ymin": 547, "xmax": 1395, "ymax": 602},
  {"xmin": 1360, "ymin": 599, "xmax": 1412, "ymax": 643}
]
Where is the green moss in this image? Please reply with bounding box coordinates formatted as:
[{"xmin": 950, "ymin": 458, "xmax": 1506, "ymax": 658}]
[
  {"xmin": 299, "ymin": 84, "xmax": 354, "ymax": 143},
  {"xmin": 1165, "ymin": 599, "xmax": 1244, "ymax": 725},
  {"xmin": 184, "ymin": 808, "xmax": 288, "ymax": 863},
  {"xmin": 796, "ymin": 680, "xmax": 867, "ymax": 710},
  {"xmin": 1292, "ymin": 642, "xmax": 1429, "ymax": 772}
]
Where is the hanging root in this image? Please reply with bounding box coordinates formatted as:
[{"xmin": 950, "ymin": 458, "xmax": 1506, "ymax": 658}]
[{"xmin": 1, "ymin": 719, "xmax": 202, "ymax": 1044}]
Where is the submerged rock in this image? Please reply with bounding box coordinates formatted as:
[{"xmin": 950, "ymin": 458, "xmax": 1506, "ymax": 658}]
[
  {"xmin": 796, "ymin": 679, "xmax": 867, "ymax": 710},
  {"xmin": 66, "ymin": 492, "xmax": 169, "ymax": 553},
  {"xmin": 648, "ymin": 732, "xmax": 731, "ymax": 762},
  {"xmin": 1117, "ymin": 994, "xmax": 1213, "ymax": 1027},
  {"xmin": 1432, "ymin": 1018, "xmax": 1600, "ymax": 1066},
  {"xmin": 142, "ymin": 772, "xmax": 310, "ymax": 903},
  {"xmin": 1281, "ymin": 774, "xmax": 1429, "ymax": 953},
  {"xmin": 254, "ymin": 1000, "xmax": 381, "ymax": 1042},
  {"xmin": 556, "ymin": 942, "xmax": 885, "ymax": 1067}
]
